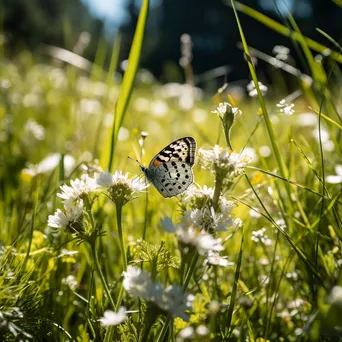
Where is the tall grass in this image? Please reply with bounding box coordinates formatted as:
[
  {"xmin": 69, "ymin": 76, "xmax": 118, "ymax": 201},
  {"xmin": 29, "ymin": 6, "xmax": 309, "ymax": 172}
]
[{"xmin": 0, "ymin": 1, "xmax": 342, "ymax": 341}]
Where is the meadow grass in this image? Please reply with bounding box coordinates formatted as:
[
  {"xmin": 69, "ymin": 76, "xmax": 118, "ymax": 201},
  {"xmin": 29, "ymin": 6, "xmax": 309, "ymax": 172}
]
[{"xmin": 1, "ymin": 1, "xmax": 342, "ymax": 341}]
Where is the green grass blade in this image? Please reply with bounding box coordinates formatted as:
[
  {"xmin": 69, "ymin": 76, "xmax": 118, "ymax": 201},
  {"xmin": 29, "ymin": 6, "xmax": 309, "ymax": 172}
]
[
  {"xmin": 224, "ymin": 228, "xmax": 244, "ymax": 337},
  {"xmin": 229, "ymin": 1, "xmax": 342, "ymax": 64},
  {"xmin": 108, "ymin": 0, "xmax": 150, "ymax": 170},
  {"xmin": 230, "ymin": 0, "xmax": 293, "ymax": 213}
]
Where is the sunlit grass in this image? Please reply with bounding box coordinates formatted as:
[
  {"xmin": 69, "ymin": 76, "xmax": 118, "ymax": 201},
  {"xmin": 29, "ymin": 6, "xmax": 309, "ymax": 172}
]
[{"xmin": 1, "ymin": 3, "xmax": 342, "ymax": 341}]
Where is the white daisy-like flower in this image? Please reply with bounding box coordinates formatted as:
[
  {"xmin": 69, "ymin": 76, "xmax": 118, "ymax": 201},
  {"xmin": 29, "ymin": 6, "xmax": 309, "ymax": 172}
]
[
  {"xmin": 58, "ymin": 176, "xmax": 96, "ymax": 203},
  {"xmin": 196, "ymin": 233, "xmax": 224, "ymax": 255},
  {"xmin": 176, "ymin": 226, "xmax": 224, "ymax": 255},
  {"xmin": 47, "ymin": 201, "xmax": 83, "ymax": 229},
  {"xmin": 205, "ymin": 251, "xmax": 234, "ymax": 267},
  {"xmin": 247, "ymin": 80, "xmax": 268, "ymax": 97},
  {"xmin": 326, "ymin": 165, "xmax": 342, "ymax": 184},
  {"xmin": 198, "ymin": 145, "xmax": 251, "ymax": 180},
  {"xmin": 95, "ymin": 170, "xmax": 148, "ymax": 206},
  {"xmin": 157, "ymin": 285, "xmax": 194, "ymax": 321},
  {"xmin": 123, "ymin": 266, "xmax": 160, "ymax": 300},
  {"xmin": 94, "ymin": 170, "xmax": 113, "ymax": 187},
  {"xmin": 123, "ymin": 266, "xmax": 193, "ymax": 320},
  {"xmin": 183, "ymin": 208, "xmax": 231, "ymax": 232},
  {"xmin": 98, "ymin": 307, "xmax": 127, "ymax": 326},
  {"xmin": 211, "ymin": 102, "xmax": 242, "ymax": 119}
]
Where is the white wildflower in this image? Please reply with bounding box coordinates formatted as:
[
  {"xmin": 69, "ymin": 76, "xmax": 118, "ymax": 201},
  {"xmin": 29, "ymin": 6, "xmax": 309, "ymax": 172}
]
[
  {"xmin": 277, "ymin": 99, "xmax": 295, "ymax": 116},
  {"xmin": 157, "ymin": 285, "xmax": 194, "ymax": 321},
  {"xmin": 177, "ymin": 326, "xmax": 195, "ymax": 340},
  {"xmin": 205, "ymin": 251, "xmax": 233, "ymax": 267},
  {"xmin": 123, "ymin": 266, "xmax": 159, "ymax": 300},
  {"xmin": 22, "ymin": 153, "xmax": 75, "ymax": 177},
  {"xmin": 273, "ymin": 45, "xmax": 290, "ymax": 60},
  {"xmin": 198, "ymin": 145, "xmax": 251, "ymax": 180},
  {"xmin": 24, "ymin": 119, "xmax": 45, "ymax": 140},
  {"xmin": 95, "ymin": 170, "xmax": 148, "ymax": 206},
  {"xmin": 58, "ymin": 176, "xmax": 96, "ymax": 204},
  {"xmin": 183, "ymin": 207, "xmax": 231, "ymax": 232},
  {"xmin": 328, "ymin": 286, "xmax": 342, "ymax": 307},
  {"xmin": 176, "ymin": 227, "xmax": 224, "ymax": 255},
  {"xmin": 48, "ymin": 201, "xmax": 83, "ymax": 229},
  {"xmin": 62, "ymin": 275, "xmax": 78, "ymax": 291},
  {"xmin": 99, "ymin": 307, "xmax": 126, "ymax": 326},
  {"xmin": 326, "ymin": 165, "xmax": 342, "ymax": 184},
  {"xmin": 211, "ymin": 102, "xmax": 242, "ymax": 119},
  {"xmin": 251, "ymin": 228, "xmax": 272, "ymax": 246},
  {"xmin": 196, "ymin": 325, "xmax": 209, "ymax": 336},
  {"xmin": 247, "ymin": 80, "xmax": 268, "ymax": 97},
  {"xmin": 123, "ymin": 267, "xmax": 193, "ymax": 320}
]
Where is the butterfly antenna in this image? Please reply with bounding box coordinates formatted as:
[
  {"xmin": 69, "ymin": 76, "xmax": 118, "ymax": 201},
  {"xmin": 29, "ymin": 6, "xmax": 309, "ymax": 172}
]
[{"xmin": 127, "ymin": 156, "xmax": 143, "ymax": 167}]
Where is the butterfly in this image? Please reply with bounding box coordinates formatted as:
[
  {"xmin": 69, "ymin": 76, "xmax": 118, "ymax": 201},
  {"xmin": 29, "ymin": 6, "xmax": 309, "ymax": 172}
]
[{"xmin": 139, "ymin": 136, "xmax": 196, "ymax": 198}]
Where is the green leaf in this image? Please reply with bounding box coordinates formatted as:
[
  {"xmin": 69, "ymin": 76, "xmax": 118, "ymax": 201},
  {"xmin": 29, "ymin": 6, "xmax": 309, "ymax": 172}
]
[{"xmin": 108, "ymin": 0, "xmax": 150, "ymax": 170}]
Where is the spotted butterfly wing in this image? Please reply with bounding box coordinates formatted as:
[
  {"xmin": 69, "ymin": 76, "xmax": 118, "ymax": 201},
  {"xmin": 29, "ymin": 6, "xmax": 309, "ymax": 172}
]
[{"xmin": 142, "ymin": 137, "xmax": 196, "ymax": 198}]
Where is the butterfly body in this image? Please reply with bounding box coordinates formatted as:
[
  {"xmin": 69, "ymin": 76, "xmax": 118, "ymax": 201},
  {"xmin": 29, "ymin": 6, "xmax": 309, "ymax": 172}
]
[{"xmin": 140, "ymin": 137, "xmax": 196, "ymax": 198}]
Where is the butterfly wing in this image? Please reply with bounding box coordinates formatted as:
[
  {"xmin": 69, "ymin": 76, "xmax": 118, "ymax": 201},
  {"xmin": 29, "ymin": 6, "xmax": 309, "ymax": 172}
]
[
  {"xmin": 151, "ymin": 161, "xmax": 194, "ymax": 198},
  {"xmin": 148, "ymin": 136, "xmax": 196, "ymax": 169}
]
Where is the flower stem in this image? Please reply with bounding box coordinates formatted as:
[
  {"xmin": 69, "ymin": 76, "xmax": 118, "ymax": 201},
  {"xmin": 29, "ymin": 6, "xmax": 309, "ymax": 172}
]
[
  {"xmin": 212, "ymin": 173, "xmax": 223, "ymax": 211},
  {"xmin": 91, "ymin": 243, "xmax": 116, "ymax": 310},
  {"xmin": 114, "ymin": 203, "xmax": 127, "ymax": 311},
  {"xmin": 116, "ymin": 204, "xmax": 127, "ymax": 271}
]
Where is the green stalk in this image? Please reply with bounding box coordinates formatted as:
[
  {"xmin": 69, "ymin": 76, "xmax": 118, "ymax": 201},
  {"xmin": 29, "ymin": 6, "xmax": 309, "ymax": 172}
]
[
  {"xmin": 116, "ymin": 203, "xmax": 127, "ymax": 272},
  {"xmin": 230, "ymin": 0, "xmax": 293, "ymax": 214},
  {"xmin": 91, "ymin": 243, "xmax": 116, "ymax": 310},
  {"xmin": 114, "ymin": 203, "xmax": 127, "ymax": 312}
]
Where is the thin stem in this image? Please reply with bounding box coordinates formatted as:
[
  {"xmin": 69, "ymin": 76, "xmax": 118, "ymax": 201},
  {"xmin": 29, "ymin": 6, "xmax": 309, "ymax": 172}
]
[
  {"xmin": 114, "ymin": 203, "xmax": 127, "ymax": 311},
  {"xmin": 116, "ymin": 203, "xmax": 128, "ymax": 272},
  {"xmin": 91, "ymin": 243, "xmax": 116, "ymax": 310}
]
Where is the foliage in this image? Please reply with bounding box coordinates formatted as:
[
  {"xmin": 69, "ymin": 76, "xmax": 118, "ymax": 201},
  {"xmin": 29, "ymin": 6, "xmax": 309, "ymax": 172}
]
[{"xmin": 0, "ymin": 2, "xmax": 342, "ymax": 342}]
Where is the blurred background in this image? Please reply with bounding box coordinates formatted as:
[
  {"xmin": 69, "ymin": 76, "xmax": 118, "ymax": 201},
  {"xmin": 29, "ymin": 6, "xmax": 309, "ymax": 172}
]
[{"xmin": 2, "ymin": 0, "xmax": 342, "ymax": 86}]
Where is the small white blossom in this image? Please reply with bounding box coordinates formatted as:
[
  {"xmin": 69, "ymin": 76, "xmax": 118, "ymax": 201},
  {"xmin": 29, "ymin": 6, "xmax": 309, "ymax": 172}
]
[
  {"xmin": 211, "ymin": 102, "xmax": 242, "ymax": 119},
  {"xmin": 251, "ymin": 228, "xmax": 272, "ymax": 246},
  {"xmin": 176, "ymin": 227, "xmax": 224, "ymax": 255},
  {"xmin": 177, "ymin": 326, "xmax": 195, "ymax": 340},
  {"xmin": 123, "ymin": 267, "xmax": 193, "ymax": 320},
  {"xmin": 123, "ymin": 266, "xmax": 159, "ymax": 300},
  {"xmin": 196, "ymin": 233, "xmax": 224, "ymax": 255},
  {"xmin": 157, "ymin": 285, "xmax": 194, "ymax": 321},
  {"xmin": 273, "ymin": 45, "xmax": 290, "ymax": 60},
  {"xmin": 328, "ymin": 286, "xmax": 342, "ymax": 307},
  {"xmin": 247, "ymin": 80, "xmax": 268, "ymax": 97},
  {"xmin": 24, "ymin": 119, "xmax": 45, "ymax": 140},
  {"xmin": 48, "ymin": 201, "xmax": 83, "ymax": 229},
  {"xmin": 62, "ymin": 275, "xmax": 78, "ymax": 290},
  {"xmin": 58, "ymin": 176, "xmax": 96, "ymax": 204},
  {"xmin": 183, "ymin": 208, "xmax": 231, "ymax": 232},
  {"xmin": 95, "ymin": 170, "xmax": 148, "ymax": 206},
  {"xmin": 277, "ymin": 99, "xmax": 295, "ymax": 116},
  {"xmin": 196, "ymin": 325, "xmax": 209, "ymax": 336},
  {"xmin": 99, "ymin": 307, "xmax": 126, "ymax": 326},
  {"xmin": 326, "ymin": 165, "xmax": 342, "ymax": 184},
  {"xmin": 198, "ymin": 145, "xmax": 251, "ymax": 180},
  {"xmin": 205, "ymin": 251, "xmax": 233, "ymax": 267}
]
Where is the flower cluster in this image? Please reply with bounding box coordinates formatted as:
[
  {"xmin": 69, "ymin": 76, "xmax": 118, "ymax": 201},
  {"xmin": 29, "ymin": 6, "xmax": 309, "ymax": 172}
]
[
  {"xmin": 251, "ymin": 228, "xmax": 272, "ymax": 246},
  {"xmin": 48, "ymin": 170, "xmax": 147, "ymax": 234},
  {"xmin": 198, "ymin": 145, "xmax": 251, "ymax": 184},
  {"xmin": 95, "ymin": 170, "xmax": 148, "ymax": 206},
  {"xmin": 123, "ymin": 266, "xmax": 194, "ymax": 321},
  {"xmin": 277, "ymin": 99, "xmax": 295, "ymax": 116}
]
